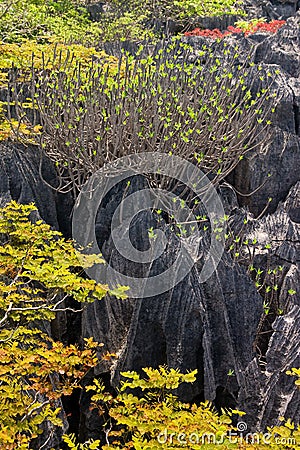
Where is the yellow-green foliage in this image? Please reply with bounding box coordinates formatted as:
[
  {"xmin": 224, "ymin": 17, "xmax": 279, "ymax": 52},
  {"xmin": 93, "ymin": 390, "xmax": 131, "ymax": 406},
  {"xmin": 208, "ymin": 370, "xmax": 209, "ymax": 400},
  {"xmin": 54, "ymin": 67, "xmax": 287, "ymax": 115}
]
[
  {"xmin": 287, "ymin": 368, "xmax": 300, "ymax": 387},
  {"xmin": 0, "ymin": 201, "xmax": 127, "ymax": 309},
  {"xmin": 0, "ymin": 334, "xmax": 99, "ymax": 449},
  {"xmin": 0, "ymin": 40, "xmax": 116, "ymax": 83},
  {"xmin": 0, "ymin": 40, "xmax": 118, "ymax": 142},
  {"xmin": 0, "ymin": 114, "xmax": 42, "ymax": 142},
  {"xmin": 172, "ymin": 0, "xmax": 244, "ymax": 19},
  {"xmin": 63, "ymin": 366, "xmax": 300, "ymax": 449},
  {"xmin": 104, "ymin": 0, "xmax": 244, "ymax": 22},
  {"xmin": 0, "ymin": 201, "xmax": 127, "ymax": 448},
  {"xmin": 0, "ymin": 0, "xmax": 101, "ymax": 44},
  {"xmin": 235, "ymin": 17, "xmax": 266, "ymax": 30}
]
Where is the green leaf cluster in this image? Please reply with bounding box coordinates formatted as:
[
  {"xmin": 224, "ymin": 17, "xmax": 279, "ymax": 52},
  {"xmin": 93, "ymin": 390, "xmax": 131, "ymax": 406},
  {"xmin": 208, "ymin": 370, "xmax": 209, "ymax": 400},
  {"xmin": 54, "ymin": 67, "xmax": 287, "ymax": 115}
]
[
  {"xmin": 0, "ymin": 39, "xmax": 119, "ymax": 142},
  {"xmin": 12, "ymin": 38, "xmax": 277, "ymax": 191}
]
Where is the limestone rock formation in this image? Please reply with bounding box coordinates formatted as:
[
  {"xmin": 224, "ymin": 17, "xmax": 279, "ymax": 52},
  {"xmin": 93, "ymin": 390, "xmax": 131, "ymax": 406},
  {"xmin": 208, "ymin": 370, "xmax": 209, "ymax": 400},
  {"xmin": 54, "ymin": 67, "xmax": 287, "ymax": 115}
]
[
  {"xmin": 230, "ymin": 13, "xmax": 300, "ymax": 217},
  {"xmin": 0, "ymin": 142, "xmax": 73, "ymax": 235},
  {"xmin": 79, "ymin": 11, "xmax": 300, "ymax": 438},
  {"xmin": 231, "ymin": 182, "xmax": 300, "ymax": 428},
  {"xmin": 79, "ymin": 177, "xmax": 299, "ymax": 436},
  {"xmin": 0, "ymin": 2, "xmax": 299, "ymax": 445}
]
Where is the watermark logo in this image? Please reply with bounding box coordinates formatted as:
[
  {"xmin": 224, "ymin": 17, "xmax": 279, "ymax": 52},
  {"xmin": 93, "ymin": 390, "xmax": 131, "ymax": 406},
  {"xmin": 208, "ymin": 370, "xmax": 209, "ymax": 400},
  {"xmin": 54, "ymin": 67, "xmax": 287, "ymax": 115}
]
[
  {"xmin": 157, "ymin": 422, "xmax": 297, "ymax": 446},
  {"xmin": 237, "ymin": 421, "xmax": 248, "ymax": 432},
  {"xmin": 72, "ymin": 152, "xmax": 226, "ymax": 298}
]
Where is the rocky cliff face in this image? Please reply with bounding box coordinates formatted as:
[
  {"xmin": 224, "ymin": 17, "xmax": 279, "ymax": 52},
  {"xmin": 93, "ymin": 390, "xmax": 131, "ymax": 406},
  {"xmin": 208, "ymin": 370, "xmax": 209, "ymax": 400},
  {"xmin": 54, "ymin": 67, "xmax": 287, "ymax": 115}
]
[
  {"xmin": 0, "ymin": 2, "xmax": 299, "ymax": 445},
  {"xmin": 80, "ymin": 10, "xmax": 300, "ymax": 438},
  {"xmin": 230, "ymin": 12, "xmax": 300, "ymax": 217},
  {"xmin": 0, "ymin": 142, "xmax": 73, "ymax": 235}
]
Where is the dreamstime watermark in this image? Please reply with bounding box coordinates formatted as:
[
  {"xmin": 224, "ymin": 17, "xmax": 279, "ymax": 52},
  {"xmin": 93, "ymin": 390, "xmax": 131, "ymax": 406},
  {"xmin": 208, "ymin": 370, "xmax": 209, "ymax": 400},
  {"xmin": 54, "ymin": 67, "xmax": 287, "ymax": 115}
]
[
  {"xmin": 157, "ymin": 422, "xmax": 297, "ymax": 447},
  {"xmin": 72, "ymin": 153, "xmax": 226, "ymax": 298}
]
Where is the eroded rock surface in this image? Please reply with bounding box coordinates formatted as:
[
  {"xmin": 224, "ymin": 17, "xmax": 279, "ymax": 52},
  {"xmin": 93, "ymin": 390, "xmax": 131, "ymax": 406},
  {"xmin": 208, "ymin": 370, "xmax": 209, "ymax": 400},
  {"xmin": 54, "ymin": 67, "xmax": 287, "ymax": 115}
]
[
  {"xmin": 230, "ymin": 182, "xmax": 300, "ymax": 428},
  {"xmin": 229, "ymin": 14, "xmax": 300, "ymax": 216},
  {"xmin": 0, "ymin": 142, "xmax": 73, "ymax": 234},
  {"xmin": 79, "ymin": 16, "xmax": 300, "ymax": 436},
  {"xmin": 0, "ymin": 4, "xmax": 299, "ymax": 446},
  {"xmin": 80, "ymin": 174, "xmax": 299, "ymax": 435}
]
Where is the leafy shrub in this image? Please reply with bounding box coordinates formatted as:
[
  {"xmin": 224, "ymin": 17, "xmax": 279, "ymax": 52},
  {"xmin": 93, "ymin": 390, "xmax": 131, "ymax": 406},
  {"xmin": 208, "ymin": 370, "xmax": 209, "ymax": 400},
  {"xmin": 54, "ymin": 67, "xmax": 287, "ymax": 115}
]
[
  {"xmin": 104, "ymin": 0, "xmax": 244, "ymax": 23},
  {"xmin": 172, "ymin": 0, "xmax": 244, "ymax": 19},
  {"xmin": 63, "ymin": 366, "xmax": 300, "ymax": 449},
  {"xmin": 0, "ymin": 201, "xmax": 127, "ymax": 448},
  {"xmin": 93, "ymin": 10, "xmax": 156, "ymax": 43},
  {"xmin": 0, "ymin": 39, "xmax": 117, "ymax": 90},
  {"xmin": 0, "ymin": 0, "xmax": 245, "ymax": 45},
  {"xmin": 8, "ymin": 39, "xmax": 279, "ymax": 192},
  {"xmin": 65, "ymin": 366, "xmax": 244, "ymax": 449},
  {"xmin": 0, "ymin": 0, "xmax": 101, "ymax": 44},
  {"xmin": 0, "ymin": 40, "xmax": 118, "ymax": 142},
  {"xmin": 0, "ymin": 40, "xmax": 113, "ymax": 73}
]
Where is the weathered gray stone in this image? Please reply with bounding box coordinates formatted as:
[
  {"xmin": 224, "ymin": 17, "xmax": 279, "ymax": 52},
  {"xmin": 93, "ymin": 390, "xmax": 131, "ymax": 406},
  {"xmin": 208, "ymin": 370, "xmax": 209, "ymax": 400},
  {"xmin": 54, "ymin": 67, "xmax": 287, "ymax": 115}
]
[
  {"xmin": 229, "ymin": 182, "xmax": 300, "ymax": 428},
  {"xmin": 225, "ymin": 14, "xmax": 300, "ymax": 217},
  {"xmin": 77, "ymin": 12, "xmax": 300, "ymax": 438},
  {"xmin": 86, "ymin": 2, "xmax": 106, "ymax": 21},
  {"xmin": 1, "ymin": 3, "xmax": 300, "ymax": 445},
  {"xmin": 244, "ymin": 0, "xmax": 299, "ymax": 20},
  {"xmin": 0, "ymin": 141, "xmax": 73, "ymax": 235},
  {"xmin": 239, "ymin": 306, "xmax": 300, "ymax": 430}
]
